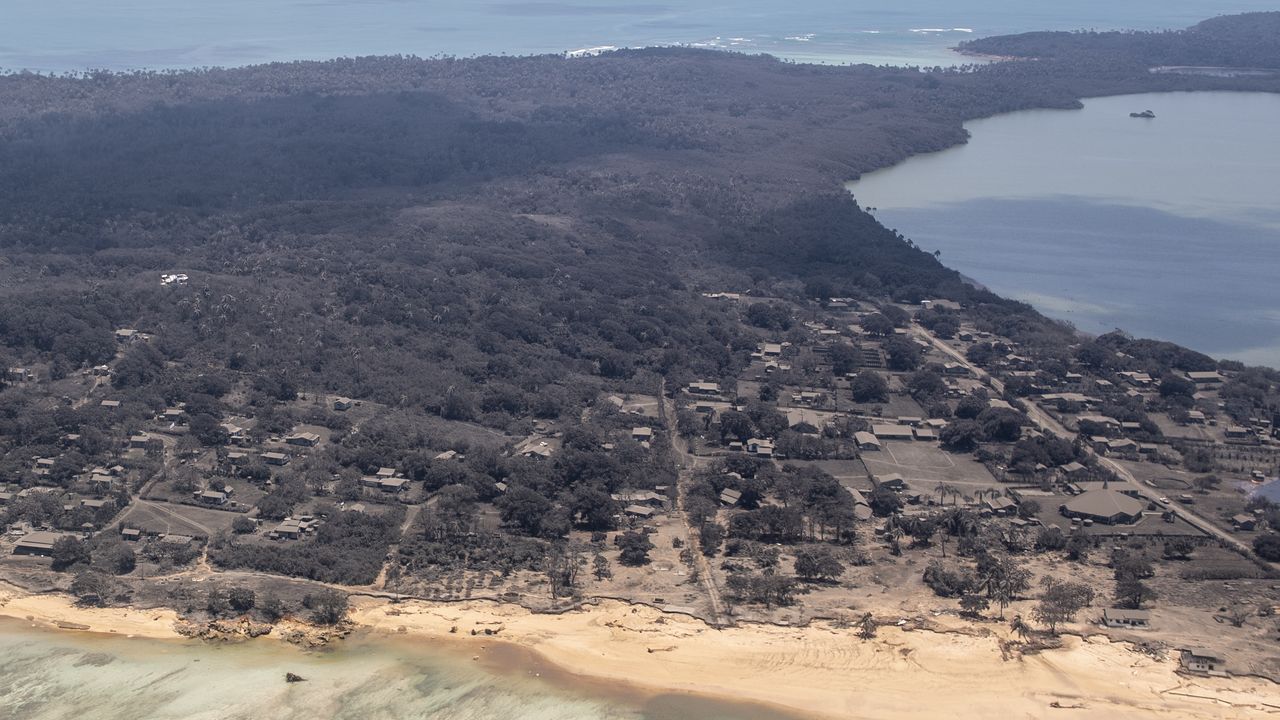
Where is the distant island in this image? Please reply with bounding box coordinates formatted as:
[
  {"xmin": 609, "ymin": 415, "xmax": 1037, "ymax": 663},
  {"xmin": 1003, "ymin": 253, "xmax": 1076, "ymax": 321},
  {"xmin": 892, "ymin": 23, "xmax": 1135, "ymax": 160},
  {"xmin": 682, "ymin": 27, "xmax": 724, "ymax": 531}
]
[{"xmin": 1, "ymin": 11, "xmax": 1279, "ymax": 720}]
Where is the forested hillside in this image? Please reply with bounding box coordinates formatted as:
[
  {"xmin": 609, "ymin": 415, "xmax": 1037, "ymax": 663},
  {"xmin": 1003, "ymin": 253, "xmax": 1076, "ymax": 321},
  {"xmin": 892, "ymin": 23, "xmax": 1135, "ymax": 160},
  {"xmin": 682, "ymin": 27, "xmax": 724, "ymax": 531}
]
[{"xmin": 960, "ymin": 12, "xmax": 1280, "ymax": 69}]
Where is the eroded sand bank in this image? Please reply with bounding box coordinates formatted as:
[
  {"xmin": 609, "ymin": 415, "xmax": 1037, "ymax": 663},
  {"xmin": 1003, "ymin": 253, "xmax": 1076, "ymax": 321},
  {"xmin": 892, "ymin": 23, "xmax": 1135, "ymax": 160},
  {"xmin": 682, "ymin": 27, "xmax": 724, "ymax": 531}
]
[{"xmin": 2, "ymin": 585, "xmax": 1273, "ymax": 719}]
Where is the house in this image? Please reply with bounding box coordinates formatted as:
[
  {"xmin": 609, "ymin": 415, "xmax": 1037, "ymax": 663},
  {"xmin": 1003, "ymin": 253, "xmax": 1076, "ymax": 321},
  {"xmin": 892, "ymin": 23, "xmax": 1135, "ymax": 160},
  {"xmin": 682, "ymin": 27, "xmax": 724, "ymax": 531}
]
[
  {"xmin": 872, "ymin": 473, "xmax": 907, "ymax": 492},
  {"xmin": 794, "ymin": 391, "xmax": 823, "ymax": 405},
  {"xmin": 612, "ymin": 491, "xmax": 665, "ymax": 507},
  {"xmin": 1186, "ymin": 410, "xmax": 1206, "ymax": 424},
  {"xmin": 872, "ymin": 424, "xmax": 914, "ymax": 442},
  {"xmin": 1186, "ymin": 371, "xmax": 1223, "ymax": 385},
  {"xmin": 375, "ymin": 467, "xmax": 397, "ymax": 478},
  {"xmin": 222, "ymin": 422, "xmax": 249, "ymax": 444},
  {"xmin": 195, "ymin": 490, "xmax": 228, "ymax": 506},
  {"xmin": 91, "ymin": 365, "xmax": 112, "ymax": 377},
  {"xmin": 1060, "ymin": 488, "xmax": 1146, "ymax": 525},
  {"xmin": 631, "ymin": 427, "xmax": 654, "ymax": 443},
  {"xmin": 12, "ymin": 531, "xmax": 67, "ymax": 557},
  {"xmin": 435, "ymin": 450, "xmax": 460, "ymax": 462},
  {"xmin": 687, "ymin": 382, "xmax": 721, "ymax": 396},
  {"xmin": 80, "ymin": 498, "xmax": 110, "ymax": 510},
  {"xmin": 1225, "ymin": 426, "xmax": 1252, "ymax": 439},
  {"xmin": 1179, "ymin": 648, "xmax": 1226, "ymax": 675},
  {"xmin": 162, "ymin": 407, "xmax": 185, "ymax": 423},
  {"xmin": 273, "ymin": 519, "xmax": 303, "ymax": 540},
  {"xmin": 1119, "ymin": 371, "xmax": 1153, "ymax": 386},
  {"xmin": 624, "ymin": 504, "xmax": 655, "ymax": 519},
  {"xmin": 284, "ymin": 432, "xmax": 321, "ymax": 447},
  {"xmin": 333, "ymin": 397, "xmax": 355, "ymax": 411},
  {"xmin": 719, "ymin": 488, "xmax": 743, "ymax": 506},
  {"xmin": 377, "ymin": 477, "xmax": 409, "ymax": 493},
  {"xmin": 6, "ymin": 367, "xmax": 34, "ymax": 382},
  {"xmin": 121, "ymin": 528, "xmax": 142, "ymax": 542},
  {"xmin": 261, "ymin": 452, "xmax": 290, "ymax": 466},
  {"xmin": 114, "ymin": 328, "xmax": 139, "ymax": 343},
  {"xmin": 943, "ymin": 362, "xmax": 970, "ymax": 377},
  {"xmin": 761, "ymin": 342, "xmax": 784, "ymax": 358},
  {"xmin": 1102, "ymin": 608, "xmax": 1151, "ymax": 629},
  {"xmin": 522, "ymin": 444, "xmax": 552, "ymax": 459},
  {"xmin": 913, "ymin": 427, "xmax": 939, "ymax": 442},
  {"xmin": 854, "ymin": 431, "xmax": 881, "ymax": 451},
  {"xmin": 129, "ymin": 433, "xmax": 151, "ymax": 449},
  {"xmin": 1061, "ymin": 461, "xmax": 1088, "ymax": 478},
  {"xmin": 747, "ymin": 438, "xmax": 774, "ymax": 458},
  {"xmin": 1106, "ymin": 439, "xmax": 1140, "ymax": 458},
  {"xmin": 849, "ymin": 488, "xmax": 873, "ymax": 521},
  {"xmin": 1231, "ymin": 514, "xmax": 1256, "ymax": 531},
  {"xmin": 100, "ymin": 400, "xmax": 121, "ymax": 410},
  {"xmin": 984, "ymin": 496, "xmax": 1017, "ymax": 516},
  {"xmin": 1079, "ymin": 415, "xmax": 1121, "ymax": 431}
]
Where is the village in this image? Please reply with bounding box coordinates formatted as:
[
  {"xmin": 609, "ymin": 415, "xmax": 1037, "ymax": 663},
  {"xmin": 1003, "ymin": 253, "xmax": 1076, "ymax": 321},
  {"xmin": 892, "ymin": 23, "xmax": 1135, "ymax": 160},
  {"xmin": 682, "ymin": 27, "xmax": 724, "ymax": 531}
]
[{"xmin": 2, "ymin": 285, "xmax": 1279, "ymax": 683}]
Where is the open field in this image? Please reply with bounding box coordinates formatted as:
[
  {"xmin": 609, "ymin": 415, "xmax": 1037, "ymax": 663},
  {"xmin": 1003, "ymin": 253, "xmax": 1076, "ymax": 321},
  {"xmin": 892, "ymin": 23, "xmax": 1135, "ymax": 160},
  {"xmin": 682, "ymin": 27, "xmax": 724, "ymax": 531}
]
[{"xmin": 861, "ymin": 441, "xmax": 998, "ymax": 491}]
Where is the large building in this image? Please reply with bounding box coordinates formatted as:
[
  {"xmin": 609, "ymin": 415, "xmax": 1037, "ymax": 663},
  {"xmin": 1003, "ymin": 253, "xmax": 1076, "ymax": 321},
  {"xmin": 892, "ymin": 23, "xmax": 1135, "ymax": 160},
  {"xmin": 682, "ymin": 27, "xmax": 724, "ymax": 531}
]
[
  {"xmin": 1060, "ymin": 487, "xmax": 1146, "ymax": 525},
  {"xmin": 12, "ymin": 531, "xmax": 68, "ymax": 557}
]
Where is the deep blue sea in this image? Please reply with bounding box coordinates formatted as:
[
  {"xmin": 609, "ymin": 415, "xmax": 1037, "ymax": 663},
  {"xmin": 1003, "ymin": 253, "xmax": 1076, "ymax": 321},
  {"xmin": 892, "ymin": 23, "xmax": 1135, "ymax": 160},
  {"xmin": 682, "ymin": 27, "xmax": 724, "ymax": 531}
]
[{"xmin": 4, "ymin": 1, "xmax": 1280, "ymax": 73}]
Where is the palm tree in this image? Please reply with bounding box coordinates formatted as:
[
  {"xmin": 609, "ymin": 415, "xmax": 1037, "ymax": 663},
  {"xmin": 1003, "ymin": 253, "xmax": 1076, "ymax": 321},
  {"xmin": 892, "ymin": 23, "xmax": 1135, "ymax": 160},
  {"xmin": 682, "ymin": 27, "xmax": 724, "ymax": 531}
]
[
  {"xmin": 933, "ymin": 483, "xmax": 948, "ymax": 506},
  {"xmin": 1010, "ymin": 614, "xmax": 1030, "ymax": 642}
]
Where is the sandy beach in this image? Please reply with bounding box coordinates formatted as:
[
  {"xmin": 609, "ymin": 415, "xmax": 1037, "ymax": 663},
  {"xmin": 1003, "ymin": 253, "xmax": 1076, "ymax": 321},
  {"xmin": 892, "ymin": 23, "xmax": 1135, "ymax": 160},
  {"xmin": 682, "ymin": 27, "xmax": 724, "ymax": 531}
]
[
  {"xmin": 2, "ymin": 583, "xmax": 1274, "ymax": 719},
  {"xmin": 0, "ymin": 583, "xmax": 183, "ymax": 640},
  {"xmin": 349, "ymin": 598, "xmax": 1278, "ymax": 719}
]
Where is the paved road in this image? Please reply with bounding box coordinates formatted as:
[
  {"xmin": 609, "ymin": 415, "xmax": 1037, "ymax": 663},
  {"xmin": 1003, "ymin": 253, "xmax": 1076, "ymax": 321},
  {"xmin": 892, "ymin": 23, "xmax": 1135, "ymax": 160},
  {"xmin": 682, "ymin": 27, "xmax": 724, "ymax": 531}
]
[{"xmin": 910, "ymin": 324, "xmax": 1271, "ymax": 565}]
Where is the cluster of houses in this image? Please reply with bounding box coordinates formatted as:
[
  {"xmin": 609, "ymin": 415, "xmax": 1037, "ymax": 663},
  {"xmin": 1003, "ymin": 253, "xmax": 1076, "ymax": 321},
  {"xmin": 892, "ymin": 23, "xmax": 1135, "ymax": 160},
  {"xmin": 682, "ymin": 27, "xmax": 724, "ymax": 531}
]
[
  {"xmin": 359, "ymin": 467, "xmax": 410, "ymax": 494},
  {"xmin": 270, "ymin": 515, "xmax": 322, "ymax": 540}
]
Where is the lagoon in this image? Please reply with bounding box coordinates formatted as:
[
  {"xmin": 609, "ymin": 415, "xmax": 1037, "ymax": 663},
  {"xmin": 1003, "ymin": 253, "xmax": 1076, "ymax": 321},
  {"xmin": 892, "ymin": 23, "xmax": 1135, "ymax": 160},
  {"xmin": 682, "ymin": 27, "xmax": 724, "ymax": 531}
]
[
  {"xmin": 847, "ymin": 91, "xmax": 1280, "ymax": 366},
  {"xmin": 0, "ymin": 618, "xmax": 795, "ymax": 720}
]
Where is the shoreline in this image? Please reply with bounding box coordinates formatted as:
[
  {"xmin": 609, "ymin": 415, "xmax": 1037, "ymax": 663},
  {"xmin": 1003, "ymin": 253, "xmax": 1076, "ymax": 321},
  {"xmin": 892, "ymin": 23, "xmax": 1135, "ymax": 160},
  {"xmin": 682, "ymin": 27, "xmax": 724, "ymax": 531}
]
[{"xmin": 3, "ymin": 584, "xmax": 1276, "ymax": 719}]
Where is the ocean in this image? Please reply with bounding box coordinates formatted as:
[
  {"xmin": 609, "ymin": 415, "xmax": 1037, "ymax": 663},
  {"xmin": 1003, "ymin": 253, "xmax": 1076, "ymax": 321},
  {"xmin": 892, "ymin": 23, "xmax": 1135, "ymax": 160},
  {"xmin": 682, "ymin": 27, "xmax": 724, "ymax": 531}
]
[
  {"xmin": 847, "ymin": 91, "xmax": 1280, "ymax": 366},
  {"xmin": 4, "ymin": 0, "xmax": 1280, "ymax": 73}
]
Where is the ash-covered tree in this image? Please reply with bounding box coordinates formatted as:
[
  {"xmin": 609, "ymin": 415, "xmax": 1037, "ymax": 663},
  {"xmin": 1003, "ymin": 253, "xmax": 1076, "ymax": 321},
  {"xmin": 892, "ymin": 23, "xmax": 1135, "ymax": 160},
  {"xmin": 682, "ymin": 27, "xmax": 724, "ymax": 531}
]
[
  {"xmin": 1033, "ymin": 579, "xmax": 1094, "ymax": 634},
  {"xmin": 1114, "ymin": 577, "xmax": 1156, "ymax": 609},
  {"xmin": 616, "ymin": 531, "xmax": 654, "ymax": 566},
  {"xmin": 307, "ymin": 590, "xmax": 349, "ymax": 625},
  {"xmin": 51, "ymin": 536, "xmax": 91, "ymax": 572},
  {"xmin": 793, "ymin": 546, "xmax": 844, "ymax": 582},
  {"xmin": 850, "ymin": 372, "xmax": 889, "ymax": 403}
]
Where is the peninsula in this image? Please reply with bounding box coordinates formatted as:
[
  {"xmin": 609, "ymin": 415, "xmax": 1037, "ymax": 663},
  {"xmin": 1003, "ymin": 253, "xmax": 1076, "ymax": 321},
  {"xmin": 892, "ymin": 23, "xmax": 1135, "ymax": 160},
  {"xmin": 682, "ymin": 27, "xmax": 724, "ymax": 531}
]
[{"xmin": 2, "ymin": 12, "xmax": 1279, "ymax": 719}]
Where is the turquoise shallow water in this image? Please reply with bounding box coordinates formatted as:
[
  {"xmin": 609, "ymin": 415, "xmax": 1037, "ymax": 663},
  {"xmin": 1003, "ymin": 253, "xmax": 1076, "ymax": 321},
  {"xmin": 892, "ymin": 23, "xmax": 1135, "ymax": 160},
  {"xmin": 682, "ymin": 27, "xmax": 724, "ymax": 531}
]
[
  {"xmin": 4, "ymin": 1, "xmax": 1279, "ymax": 72},
  {"xmin": 0, "ymin": 618, "xmax": 798, "ymax": 720},
  {"xmin": 847, "ymin": 91, "xmax": 1280, "ymax": 366}
]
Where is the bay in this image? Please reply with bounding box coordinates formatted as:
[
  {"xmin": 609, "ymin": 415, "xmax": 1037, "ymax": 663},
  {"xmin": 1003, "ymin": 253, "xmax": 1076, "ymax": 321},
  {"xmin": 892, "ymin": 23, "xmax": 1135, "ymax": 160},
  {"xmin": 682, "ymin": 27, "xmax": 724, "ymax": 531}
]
[{"xmin": 847, "ymin": 91, "xmax": 1280, "ymax": 366}]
